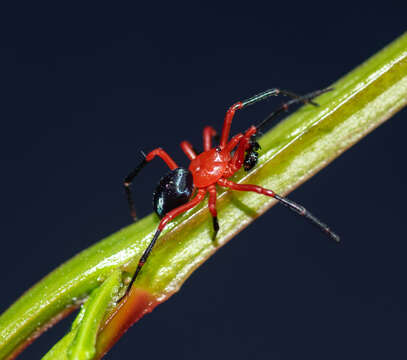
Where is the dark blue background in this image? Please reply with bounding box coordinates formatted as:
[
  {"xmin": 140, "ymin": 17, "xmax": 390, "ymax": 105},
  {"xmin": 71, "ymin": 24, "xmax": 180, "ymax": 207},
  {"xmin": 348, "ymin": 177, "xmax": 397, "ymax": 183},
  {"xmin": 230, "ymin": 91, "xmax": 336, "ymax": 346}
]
[{"xmin": 1, "ymin": 2, "xmax": 406, "ymax": 359}]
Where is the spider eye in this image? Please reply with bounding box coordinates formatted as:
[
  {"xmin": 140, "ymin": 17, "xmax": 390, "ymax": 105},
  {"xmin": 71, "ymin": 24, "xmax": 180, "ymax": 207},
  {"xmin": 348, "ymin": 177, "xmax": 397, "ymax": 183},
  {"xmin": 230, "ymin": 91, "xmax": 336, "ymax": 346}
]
[{"xmin": 215, "ymin": 146, "xmax": 221, "ymax": 152}]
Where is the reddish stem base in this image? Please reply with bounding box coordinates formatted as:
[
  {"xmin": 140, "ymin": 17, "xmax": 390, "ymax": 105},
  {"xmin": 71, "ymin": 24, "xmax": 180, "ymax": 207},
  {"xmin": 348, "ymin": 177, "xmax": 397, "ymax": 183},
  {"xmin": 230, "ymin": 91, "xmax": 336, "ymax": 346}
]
[{"xmin": 95, "ymin": 287, "xmax": 159, "ymax": 359}]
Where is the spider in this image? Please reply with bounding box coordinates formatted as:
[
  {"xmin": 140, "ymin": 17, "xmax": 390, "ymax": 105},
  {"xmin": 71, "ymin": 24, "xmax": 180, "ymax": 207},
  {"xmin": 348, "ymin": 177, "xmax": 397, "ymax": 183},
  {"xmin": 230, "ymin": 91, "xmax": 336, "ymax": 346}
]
[{"xmin": 123, "ymin": 87, "xmax": 340, "ymax": 293}]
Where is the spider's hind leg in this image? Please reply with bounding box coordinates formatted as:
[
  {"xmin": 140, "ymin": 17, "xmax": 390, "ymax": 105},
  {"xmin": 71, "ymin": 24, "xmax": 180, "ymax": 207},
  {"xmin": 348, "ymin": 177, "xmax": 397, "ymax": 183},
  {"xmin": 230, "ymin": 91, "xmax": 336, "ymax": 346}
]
[
  {"xmin": 217, "ymin": 178, "xmax": 340, "ymax": 243},
  {"xmin": 124, "ymin": 189, "xmax": 207, "ymax": 296}
]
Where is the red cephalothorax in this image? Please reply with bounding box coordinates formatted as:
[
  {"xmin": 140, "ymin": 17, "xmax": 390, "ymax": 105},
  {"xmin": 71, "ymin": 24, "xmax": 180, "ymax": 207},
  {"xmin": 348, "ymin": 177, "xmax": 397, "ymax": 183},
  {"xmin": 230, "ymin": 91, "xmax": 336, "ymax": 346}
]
[
  {"xmin": 123, "ymin": 87, "xmax": 339, "ymax": 295},
  {"xmin": 189, "ymin": 147, "xmax": 231, "ymax": 188}
]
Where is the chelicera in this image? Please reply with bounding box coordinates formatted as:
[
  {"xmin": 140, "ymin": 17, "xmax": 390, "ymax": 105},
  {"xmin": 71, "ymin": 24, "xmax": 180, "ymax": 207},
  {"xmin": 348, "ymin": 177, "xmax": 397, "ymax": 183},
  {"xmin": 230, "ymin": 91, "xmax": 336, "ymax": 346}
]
[{"xmin": 124, "ymin": 87, "xmax": 340, "ymax": 293}]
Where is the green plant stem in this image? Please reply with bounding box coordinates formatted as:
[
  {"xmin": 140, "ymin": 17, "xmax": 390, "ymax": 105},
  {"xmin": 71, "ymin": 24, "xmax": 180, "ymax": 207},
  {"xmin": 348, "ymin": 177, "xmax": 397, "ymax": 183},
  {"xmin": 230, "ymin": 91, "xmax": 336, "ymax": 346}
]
[
  {"xmin": 41, "ymin": 297, "xmax": 90, "ymax": 360},
  {"xmin": 0, "ymin": 33, "xmax": 407, "ymax": 360},
  {"xmin": 66, "ymin": 270, "xmax": 122, "ymax": 360}
]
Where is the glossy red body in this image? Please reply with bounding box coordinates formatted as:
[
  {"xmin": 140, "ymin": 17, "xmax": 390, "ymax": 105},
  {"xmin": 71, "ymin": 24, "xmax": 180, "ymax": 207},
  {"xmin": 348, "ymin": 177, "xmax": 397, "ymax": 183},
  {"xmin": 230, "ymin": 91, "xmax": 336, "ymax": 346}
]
[{"xmin": 189, "ymin": 148, "xmax": 231, "ymax": 188}]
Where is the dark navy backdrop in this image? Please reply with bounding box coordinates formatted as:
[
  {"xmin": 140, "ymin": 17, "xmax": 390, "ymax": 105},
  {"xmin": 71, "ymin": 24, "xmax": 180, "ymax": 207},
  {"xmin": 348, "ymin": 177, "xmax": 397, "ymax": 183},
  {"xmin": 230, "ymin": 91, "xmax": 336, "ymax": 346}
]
[{"xmin": 1, "ymin": 2, "xmax": 406, "ymax": 359}]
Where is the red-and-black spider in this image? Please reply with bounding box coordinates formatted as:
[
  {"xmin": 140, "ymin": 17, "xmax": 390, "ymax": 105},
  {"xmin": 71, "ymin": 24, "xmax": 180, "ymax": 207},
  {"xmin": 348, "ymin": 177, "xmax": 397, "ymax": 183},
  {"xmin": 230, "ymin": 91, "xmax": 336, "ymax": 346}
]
[{"xmin": 124, "ymin": 87, "xmax": 340, "ymax": 293}]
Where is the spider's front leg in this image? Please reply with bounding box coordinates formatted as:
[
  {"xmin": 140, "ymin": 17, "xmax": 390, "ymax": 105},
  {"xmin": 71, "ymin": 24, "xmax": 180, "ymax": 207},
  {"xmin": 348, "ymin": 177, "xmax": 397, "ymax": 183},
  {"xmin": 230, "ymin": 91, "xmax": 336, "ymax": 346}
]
[
  {"xmin": 203, "ymin": 126, "xmax": 217, "ymax": 151},
  {"xmin": 230, "ymin": 126, "xmax": 258, "ymax": 172},
  {"xmin": 219, "ymin": 87, "xmax": 332, "ymax": 148},
  {"xmin": 219, "ymin": 88, "xmax": 301, "ymax": 147}
]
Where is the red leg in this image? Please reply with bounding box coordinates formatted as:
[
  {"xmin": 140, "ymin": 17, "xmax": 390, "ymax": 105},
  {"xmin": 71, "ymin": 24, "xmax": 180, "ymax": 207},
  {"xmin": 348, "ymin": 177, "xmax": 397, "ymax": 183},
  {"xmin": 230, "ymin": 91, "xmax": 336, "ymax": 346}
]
[
  {"xmin": 180, "ymin": 141, "xmax": 197, "ymax": 160},
  {"xmin": 220, "ymin": 102, "xmax": 242, "ymax": 148},
  {"xmin": 217, "ymin": 178, "xmax": 340, "ymax": 242},
  {"xmin": 222, "ymin": 126, "xmax": 258, "ymax": 178},
  {"xmin": 207, "ymin": 185, "xmax": 219, "ymax": 240},
  {"xmin": 225, "ymin": 133, "xmax": 244, "ymax": 153},
  {"xmin": 145, "ymin": 148, "xmax": 178, "ymax": 170},
  {"xmin": 218, "ymin": 178, "xmax": 276, "ymax": 196},
  {"xmin": 125, "ymin": 188, "xmax": 207, "ymax": 294},
  {"xmin": 158, "ymin": 188, "xmax": 207, "ymax": 230},
  {"xmin": 230, "ymin": 126, "xmax": 257, "ymax": 170},
  {"xmin": 203, "ymin": 126, "xmax": 218, "ymax": 151},
  {"xmin": 124, "ymin": 148, "xmax": 178, "ymax": 220}
]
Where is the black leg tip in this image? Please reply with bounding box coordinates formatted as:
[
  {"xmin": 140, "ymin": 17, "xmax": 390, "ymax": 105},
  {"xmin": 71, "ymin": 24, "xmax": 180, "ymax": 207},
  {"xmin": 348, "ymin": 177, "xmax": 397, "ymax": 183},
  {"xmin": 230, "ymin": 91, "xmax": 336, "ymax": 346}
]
[
  {"xmin": 212, "ymin": 216, "xmax": 220, "ymax": 241},
  {"xmin": 329, "ymin": 231, "xmax": 341, "ymax": 243}
]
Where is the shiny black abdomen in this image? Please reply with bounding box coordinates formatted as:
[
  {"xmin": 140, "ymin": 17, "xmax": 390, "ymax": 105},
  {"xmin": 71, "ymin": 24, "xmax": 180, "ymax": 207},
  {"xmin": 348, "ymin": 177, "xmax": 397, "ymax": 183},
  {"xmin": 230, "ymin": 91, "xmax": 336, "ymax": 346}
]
[{"xmin": 153, "ymin": 167, "xmax": 194, "ymax": 218}]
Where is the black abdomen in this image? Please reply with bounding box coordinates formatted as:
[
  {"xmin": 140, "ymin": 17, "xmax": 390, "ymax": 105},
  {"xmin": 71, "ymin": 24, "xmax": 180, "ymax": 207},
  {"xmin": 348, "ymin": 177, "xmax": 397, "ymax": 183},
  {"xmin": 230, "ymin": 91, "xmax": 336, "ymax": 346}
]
[{"xmin": 153, "ymin": 167, "xmax": 194, "ymax": 218}]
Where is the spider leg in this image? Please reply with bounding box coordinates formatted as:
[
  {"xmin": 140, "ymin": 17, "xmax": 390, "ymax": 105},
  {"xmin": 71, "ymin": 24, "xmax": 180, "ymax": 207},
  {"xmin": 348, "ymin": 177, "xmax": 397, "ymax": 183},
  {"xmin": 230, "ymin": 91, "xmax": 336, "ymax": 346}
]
[
  {"xmin": 203, "ymin": 126, "xmax": 217, "ymax": 151},
  {"xmin": 125, "ymin": 188, "xmax": 207, "ymax": 295},
  {"xmin": 229, "ymin": 126, "xmax": 257, "ymax": 170},
  {"xmin": 256, "ymin": 88, "xmax": 332, "ymax": 132},
  {"xmin": 217, "ymin": 178, "xmax": 340, "ymax": 242},
  {"xmin": 207, "ymin": 185, "xmax": 219, "ymax": 240},
  {"xmin": 220, "ymin": 102, "xmax": 242, "ymax": 148},
  {"xmin": 124, "ymin": 148, "xmax": 178, "ymax": 221},
  {"xmin": 220, "ymin": 87, "xmax": 332, "ymax": 147},
  {"xmin": 225, "ymin": 133, "xmax": 244, "ymax": 153},
  {"xmin": 180, "ymin": 141, "xmax": 197, "ymax": 160}
]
